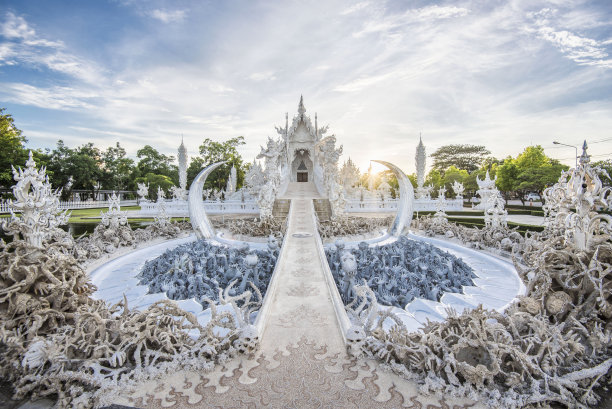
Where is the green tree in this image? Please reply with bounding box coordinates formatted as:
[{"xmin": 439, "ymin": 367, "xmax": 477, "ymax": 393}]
[
  {"xmin": 0, "ymin": 108, "xmax": 28, "ymax": 188},
  {"xmin": 496, "ymin": 146, "xmax": 568, "ymax": 203},
  {"xmin": 431, "ymin": 144, "xmax": 491, "ymax": 173},
  {"xmin": 46, "ymin": 141, "xmax": 103, "ymax": 199},
  {"xmin": 136, "ymin": 145, "xmax": 177, "ymax": 180},
  {"xmin": 134, "ymin": 173, "xmax": 175, "ymax": 200},
  {"xmin": 593, "ymin": 160, "xmax": 612, "ymax": 187},
  {"xmin": 102, "ymin": 142, "xmax": 135, "ymax": 191},
  {"xmin": 425, "ymin": 168, "xmax": 443, "ymax": 193},
  {"xmin": 442, "ymin": 166, "xmax": 469, "ymax": 193},
  {"xmin": 186, "ymin": 157, "xmax": 206, "ymax": 188},
  {"xmin": 198, "ymin": 136, "xmax": 246, "ymax": 190}
]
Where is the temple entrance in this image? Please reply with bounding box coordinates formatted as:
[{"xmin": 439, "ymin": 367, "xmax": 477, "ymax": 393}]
[{"xmin": 291, "ymin": 150, "xmax": 313, "ymax": 182}]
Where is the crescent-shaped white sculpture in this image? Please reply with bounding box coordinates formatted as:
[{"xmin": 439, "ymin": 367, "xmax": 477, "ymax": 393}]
[
  {"xmin": 372, "ymin": 160, "xmax": 414, "ymax": 237},
  {"xmin": 188, "ymin": 161, "xmax": 226, "ymax": 239}
]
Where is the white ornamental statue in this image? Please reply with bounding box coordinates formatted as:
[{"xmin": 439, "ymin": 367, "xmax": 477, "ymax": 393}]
[
  {"xmin": 367, "ymin": 164, "xmax": 375, "ymax": 192},
  {"xmin": 155, "ymin": 186, "xmax": 171, "ymax": 227},
  {"xmin": 452, "ymin": 180, "xmax": 465, "ymax": 199},
  {"xmin": 256, "ymin": 137, "xmax": 282, "ymax": 219},
  {"xmin": 484, "ymin": 190, "xmax": 507, "ymax": 229},
  {"xmin": 226, "ymin": 165, "xmax": 237, "ymax": 194},
  {"xmin": 137, "ymin": 182, "xmax": 149, "ymax": 201},
  {"xmin": 100, "ymin": 191, "xmax": 128, "ymax": 229},
  {"xmin": 476, "ymin": 171, "xmax": 498, "ymax": 211},
  {"xmin": 542, "ymin": 141, "xmax": 611, "ymax": 251},
  {"xmin": 1, "ymin": 151, "xmax": 70, "ymax": 248},
  {"xmin": 315, "ymin": 135, "xmax": 345, "ymax": 218},
  {"xmin": 434, "ymin": 186, "xmax": 447, "ymax": 219},
  {"xmin": 170, "ymin": 185, "xmax": 187, "ymax": 201},
  {"xmin": 340, "ymin": 158, "xmax": 360, "ymax": 198},
  {"xmin": 377, "ymin": 180, "xmax": 392, "ymax": 200},
  {"xmin": 245, "ymin": 160, "xmax": 265, "ymax": 195}
]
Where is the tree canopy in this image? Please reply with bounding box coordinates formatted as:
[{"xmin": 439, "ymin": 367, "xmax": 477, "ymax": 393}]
[
  {"xmin": 136, "ymin": 145, "xmax": 177, "ymax": 181},
  {"xmin": 198, "ymin": 136, "xmax": 246, "ymax": 191},
  {"xmin": 496, "ymin": 145, "xmax": 568, "ymax": 201},
  {"xmin": 0, "ymin": 108, "xmax": 28, "ymax": 188},
  {"xmin": 431, "ymin": 144, "xmax": 491, "ymax": 173}
]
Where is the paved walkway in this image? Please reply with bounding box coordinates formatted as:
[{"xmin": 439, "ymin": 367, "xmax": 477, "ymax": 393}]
[
  {"xmin": 259, "ymin": 189, "xmax": 345, "ymax": 352},
  {"xmin": 102, "ymin": 182, "xmax": 484, "ymax": 408}
]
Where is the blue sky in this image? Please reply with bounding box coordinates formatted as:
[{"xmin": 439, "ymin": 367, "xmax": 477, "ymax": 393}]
[{"xmin": 1, "ymin": 0, "xmax": 611, "ymax": 173}]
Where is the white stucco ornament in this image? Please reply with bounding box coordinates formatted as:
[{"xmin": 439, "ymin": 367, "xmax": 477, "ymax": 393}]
[
  {"xmin": 256, "ymin": 138, "xmax": 282, "ymax": 219},
  {"xmin": 100, "ymin": 191, "xmax": 127, "ymax": 228},
  {"xmin": 1, "ymin": 151, "xmax": 70, "ymax": 247},
  {"xmin": 543, "ymin": 141, "xmax": 611, "ymax": 250}
]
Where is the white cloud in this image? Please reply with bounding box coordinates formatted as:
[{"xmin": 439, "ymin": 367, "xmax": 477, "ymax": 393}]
[
  {"xmin": 341, "ymin": 2, "xmax": 370, "ymax": 15},
  {"xmin": 2, "ymin": 2, "xmax": 612, "ymax": 173},
  {"xmin": 0, "ymin": 12, "xmax": 102, "ymax": 83},
  {"xmin": 249, "ymin": 71, "xmax": 276, "ymax": 81},
  {"xmin": 148, "ymin": 9, "xmax": 187, "ymax": 23},
  {"xmin": 527, "ymin": 7, "xmax": 612, "ymax": 67},
  {"xmin": 0, "ymin": 82, "xmax": 96, "ymax": 110}
]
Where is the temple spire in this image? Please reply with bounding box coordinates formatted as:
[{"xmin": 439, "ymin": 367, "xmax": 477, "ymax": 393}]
[
  {"xmin": 579, "ymin": 140, "xmax": 590, "ymax": 165},
  {"xmin": 298, "ymin": 95, "xmax": 306, "ymax": 116}
]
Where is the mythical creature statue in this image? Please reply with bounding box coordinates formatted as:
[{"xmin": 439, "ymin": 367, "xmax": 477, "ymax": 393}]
[
  {"xmin": 256, "ymin": 137, "xmax": 282, "ymax": 219},
  {"xmin": 315, "ymin": 136, "xmax": 345, "ymax": 218}
]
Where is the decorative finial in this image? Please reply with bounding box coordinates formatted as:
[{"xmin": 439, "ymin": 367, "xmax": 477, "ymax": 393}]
[
  {"xmin": 579, "ymin": 140, "xmax": 590, "ymax": 165},
  {"xmin": 298, "ymin": 95, "xmax": 306, "ymax": 115}
]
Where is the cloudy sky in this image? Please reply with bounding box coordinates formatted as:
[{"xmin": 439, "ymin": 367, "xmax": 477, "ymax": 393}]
[{"xmin": 1, "ymin": 0, "xmax": 611, "ymax": 173}]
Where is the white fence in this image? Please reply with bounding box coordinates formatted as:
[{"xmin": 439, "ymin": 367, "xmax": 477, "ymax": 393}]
[
  {"xmin": 139, "ymin": 200, "xmax": 259, "ymax": 215},
  {"xmin": 345, "ymin": 198, "xmax": 464, "ymax": 213},
  {"xmin": 1, "ymin": 197, "xmax": 465, "ymax": 216},
  {"xmin": 0, "ymin": 199, "xmax": 139, "ymax": 213}
]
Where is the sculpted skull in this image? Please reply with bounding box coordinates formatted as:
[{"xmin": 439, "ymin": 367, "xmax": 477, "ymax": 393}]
[
  {"xmin": 345, "ymin": 325, "xmax": 366, "ymax": 357},
  {"xmin": 340, "ymin": 251, "xmax": 357, "ymax": 276},
  {"xmin": 233, "ymin": 324, "xmax": 259, "ymax": 355}
]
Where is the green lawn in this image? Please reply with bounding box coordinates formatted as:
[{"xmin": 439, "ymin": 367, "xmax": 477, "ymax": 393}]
[{"xmin": 0, "ymin": 206, "xmax": 191, "ymax": 224}]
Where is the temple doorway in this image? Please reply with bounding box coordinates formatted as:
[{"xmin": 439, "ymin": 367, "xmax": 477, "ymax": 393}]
[{"xmin": 291, "ymin": 150, "xmax": 313, "ymax": 182}]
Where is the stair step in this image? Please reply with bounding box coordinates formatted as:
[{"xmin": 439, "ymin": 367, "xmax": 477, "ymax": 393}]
[{"xmin": 313, "ymin": 199, "xmax": 332, "ymax": 222}]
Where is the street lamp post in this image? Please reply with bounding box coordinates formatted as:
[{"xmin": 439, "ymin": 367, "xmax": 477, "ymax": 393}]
[{"xmin": 553, "ymin": 141, "xmax": 578, "ymax": 169}]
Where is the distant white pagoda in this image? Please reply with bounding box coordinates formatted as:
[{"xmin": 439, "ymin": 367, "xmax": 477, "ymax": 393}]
[
  {"xmin": 415, "ymin": 135, "xmax": 431, "ymax": 199},
  {"xmin": 178, "ymin": 137, "xmax": 188, "ymax": 191}
]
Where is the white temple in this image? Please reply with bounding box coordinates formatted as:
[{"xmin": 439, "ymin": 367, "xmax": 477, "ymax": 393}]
[{"xmin": 275, "ymin": 96, "xmax": 330, "ymax": 196}]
